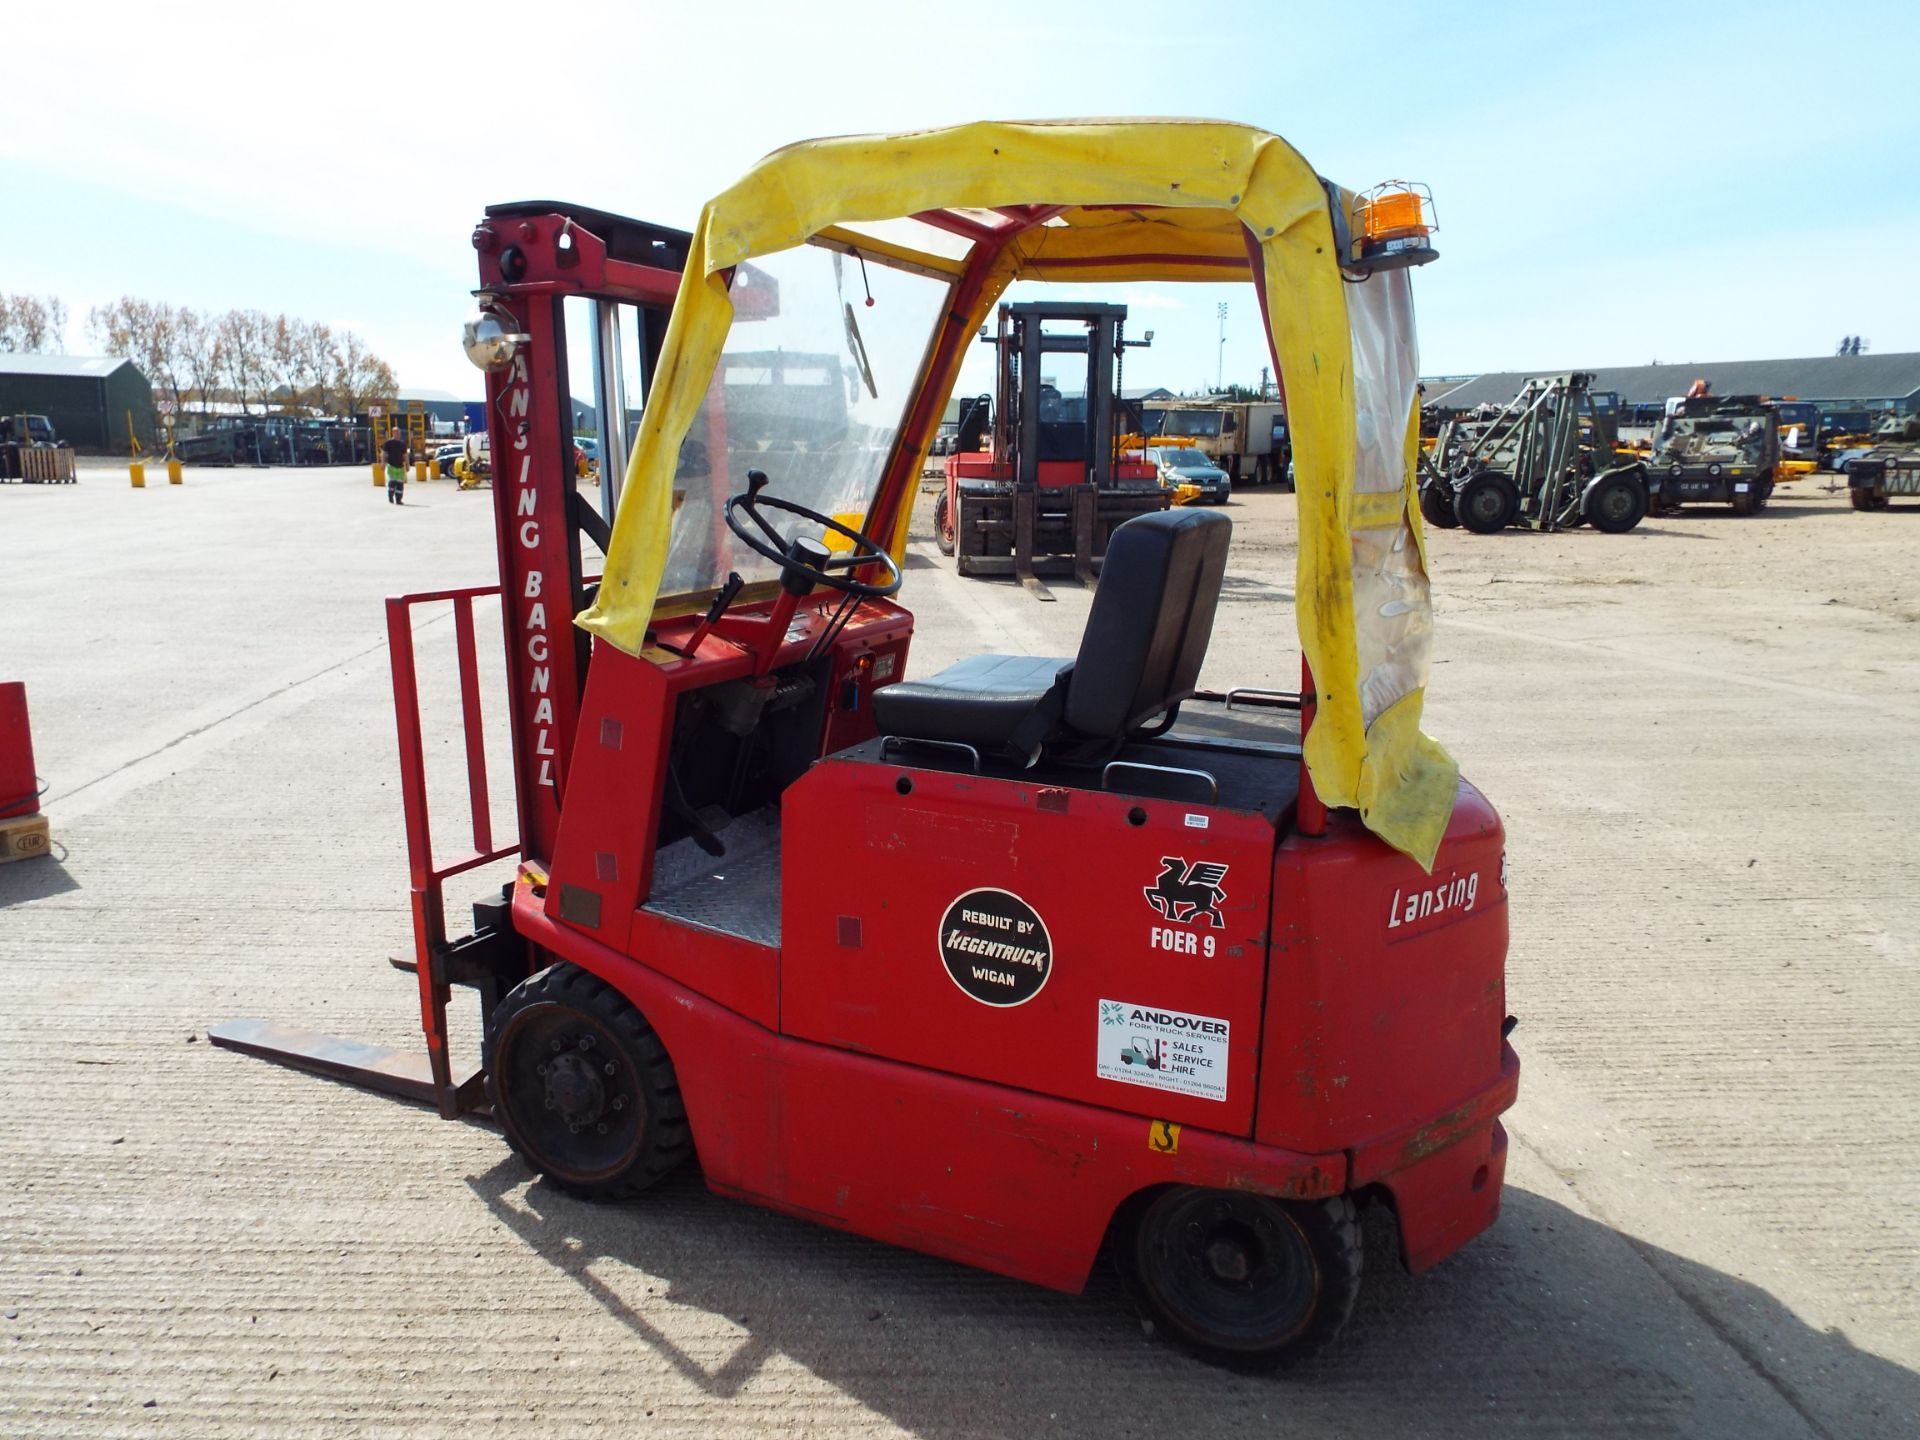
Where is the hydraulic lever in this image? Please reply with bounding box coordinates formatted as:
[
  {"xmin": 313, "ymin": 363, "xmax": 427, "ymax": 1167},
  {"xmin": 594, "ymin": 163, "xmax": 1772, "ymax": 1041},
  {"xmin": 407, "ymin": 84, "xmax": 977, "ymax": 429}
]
[{"xmin": 683, "ymin": 572, "xmax": 745, "ymax": 654}]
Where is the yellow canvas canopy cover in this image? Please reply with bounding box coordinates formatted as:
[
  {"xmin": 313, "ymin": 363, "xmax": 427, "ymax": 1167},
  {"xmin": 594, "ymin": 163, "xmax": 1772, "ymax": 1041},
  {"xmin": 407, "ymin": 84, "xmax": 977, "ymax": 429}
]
[{"xmin": 578, "ymin": 119, "xmax": 1460, "ymax": 867}]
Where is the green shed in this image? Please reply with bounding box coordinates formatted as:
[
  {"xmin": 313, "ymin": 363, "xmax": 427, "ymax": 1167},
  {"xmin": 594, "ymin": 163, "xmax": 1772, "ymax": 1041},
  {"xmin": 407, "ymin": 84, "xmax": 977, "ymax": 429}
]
[{"xmin": 0, "ymin": 354, "xmax": 156, "ymax": 453}]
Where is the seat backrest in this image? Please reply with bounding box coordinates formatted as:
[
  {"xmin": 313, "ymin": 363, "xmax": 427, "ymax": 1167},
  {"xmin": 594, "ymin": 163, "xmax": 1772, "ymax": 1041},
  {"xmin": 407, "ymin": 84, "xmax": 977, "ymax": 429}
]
[{"xmin": 1065, "ymin": 508, "xmax": 1231, "ymax": 738}]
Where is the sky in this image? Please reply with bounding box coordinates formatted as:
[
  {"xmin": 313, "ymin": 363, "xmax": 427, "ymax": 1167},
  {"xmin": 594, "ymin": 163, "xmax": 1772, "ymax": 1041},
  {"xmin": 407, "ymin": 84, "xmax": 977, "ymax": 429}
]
[{"xmin": 5, "ymin": 0, "xmax": 1917, "ymax": 403}]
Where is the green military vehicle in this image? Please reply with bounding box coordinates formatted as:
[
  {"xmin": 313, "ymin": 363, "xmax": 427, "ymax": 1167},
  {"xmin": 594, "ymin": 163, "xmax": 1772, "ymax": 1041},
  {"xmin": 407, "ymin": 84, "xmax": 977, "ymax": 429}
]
[
  {"xmin": 1650, "ymin": 395, "xmax": 1779, "ymax": 515},
  {"xmin": 1420, "ymin": 373, "xmax": 1655, "ymax": 534},
  {"xmin": 1843, "ymin": 413, "xmax": 1920, "ymax": 512}
]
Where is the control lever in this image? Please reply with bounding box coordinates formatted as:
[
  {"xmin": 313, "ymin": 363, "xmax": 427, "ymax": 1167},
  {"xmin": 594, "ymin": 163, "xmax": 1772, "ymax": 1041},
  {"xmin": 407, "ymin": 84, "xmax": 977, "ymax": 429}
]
[
  {"xmin": 681, "ymin": 572, "xmax": 744, "ymax": 655},
  {"xmin": 746, "ymin": 467, "xmax": 771, "ymax": 496}
]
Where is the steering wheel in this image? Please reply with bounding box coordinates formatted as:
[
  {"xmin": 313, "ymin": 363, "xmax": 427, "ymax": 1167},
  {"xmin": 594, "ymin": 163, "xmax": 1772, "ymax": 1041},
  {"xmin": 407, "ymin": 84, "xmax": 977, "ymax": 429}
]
[{"xmin": 724, "ymin": 469, "xmax": 903, "ymax": 598}]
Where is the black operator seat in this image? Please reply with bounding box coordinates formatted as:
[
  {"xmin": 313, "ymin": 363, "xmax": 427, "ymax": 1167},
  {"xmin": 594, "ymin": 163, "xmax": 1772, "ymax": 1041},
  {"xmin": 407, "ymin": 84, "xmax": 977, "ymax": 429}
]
[{"xmin": 872, "ymin": 509, "xmax": 1231, "ymax": 764}]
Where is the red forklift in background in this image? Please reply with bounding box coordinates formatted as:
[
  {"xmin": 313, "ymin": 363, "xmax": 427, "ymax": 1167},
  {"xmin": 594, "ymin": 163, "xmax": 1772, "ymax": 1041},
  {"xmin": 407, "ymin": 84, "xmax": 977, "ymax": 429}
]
[
  {"xmin": 935, "ymin": 300, "xmax": 1168, "ymax": 598},
  {"xmin": 215, "ymin": 123, "xmax": 1517, "ymax": 1369}
]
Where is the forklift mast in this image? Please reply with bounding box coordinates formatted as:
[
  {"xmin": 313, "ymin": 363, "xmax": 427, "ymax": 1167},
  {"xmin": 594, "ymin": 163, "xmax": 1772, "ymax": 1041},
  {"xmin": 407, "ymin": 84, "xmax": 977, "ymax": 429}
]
[
  {"xmin": 465, "ymin": 203, "xmax": 687, "ymax": 861},
  {"xmin": 990, "ymin": 301, "xmax": 1131, "ymax": 493}
]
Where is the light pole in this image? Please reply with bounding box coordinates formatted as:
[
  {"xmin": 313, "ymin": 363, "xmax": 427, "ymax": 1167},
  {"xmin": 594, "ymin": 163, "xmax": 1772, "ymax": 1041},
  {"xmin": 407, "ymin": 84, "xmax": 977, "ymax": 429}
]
[{"xmin": 1216, "ymin": 302, "xmax": 1228, "ymax": 392}]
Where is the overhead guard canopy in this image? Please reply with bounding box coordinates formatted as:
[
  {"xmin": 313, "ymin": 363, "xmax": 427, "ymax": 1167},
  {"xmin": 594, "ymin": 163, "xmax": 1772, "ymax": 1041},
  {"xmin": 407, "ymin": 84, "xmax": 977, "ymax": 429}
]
[{"xmin": 577, "ymin": 119, "xmax": 1458, "ymax": 868}]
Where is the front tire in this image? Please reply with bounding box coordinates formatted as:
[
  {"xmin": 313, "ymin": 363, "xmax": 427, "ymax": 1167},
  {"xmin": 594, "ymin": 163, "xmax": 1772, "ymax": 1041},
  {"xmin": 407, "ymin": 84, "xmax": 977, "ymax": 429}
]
[
  {"xmin": 485, "ymin": 963, "xmax": 692, "ymax": 1199},
  {"xmin": 1119, "ymin": 1187, "xmax": 1362, "ymax": 1369},
  {"xmin": 1454, "ymin": 471, "xmax": 1519, "ymax": 534},
  {"xmin": 933, "ymin": 489, "xmax": 956, "ymax": 555},
  {"xmin": 1584, "ymin": 473, "xmax": 1647, "ymax": 533}
]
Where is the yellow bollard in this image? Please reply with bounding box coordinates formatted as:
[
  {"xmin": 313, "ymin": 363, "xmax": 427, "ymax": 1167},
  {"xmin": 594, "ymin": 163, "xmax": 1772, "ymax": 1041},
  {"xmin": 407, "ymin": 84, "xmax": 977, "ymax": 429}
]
[
  {"xmin": 167, "ymin": 459, "xmax": 183, "ymax": 486},
  {"xmin": 129, "ymin": 461, "xmax": 146, "ymax": 488},
  {"xmin": 372, "ymin": 462, "xmax": 384, "ymax": 487},
  {"xmin": 414, "ymin": 460, "xmax": 428, "ymax": 483},
  {"xmin": 429, "ymin": 458, "xmax": 442, "ymax": 480}
]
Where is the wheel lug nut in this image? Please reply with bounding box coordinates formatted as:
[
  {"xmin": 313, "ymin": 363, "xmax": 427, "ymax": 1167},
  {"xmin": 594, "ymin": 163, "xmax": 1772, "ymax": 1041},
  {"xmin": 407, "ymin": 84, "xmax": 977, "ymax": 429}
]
[
  {"xmin": 568, "ymin": 1122, "xmax": 580, "ymax": 1134},
  {"xmin": 544, "ymin": 1098, "xmax": 555, "ymax": 1109},
  {"xmin": 579, "ymin": 1035, "xmax": 595, "ymax": 1051},
  {"xmin": 551, "ymin": 1039, "xmax": 563, "ymax": 1053},
  {"xmin": 603, "ymin": 1063, "xmax": 615, "ymax": 1076},
  {"xmin": 536, "ymin": 1063, "xmax": 547, "ymax": 1076},
  {"xmin": 611, "ymin": 1097, "xmax": 625, "ymax": 1111},
  {"xmin": 596, "ymin": 1123, "xmax": 608, "ymax": 1134}
]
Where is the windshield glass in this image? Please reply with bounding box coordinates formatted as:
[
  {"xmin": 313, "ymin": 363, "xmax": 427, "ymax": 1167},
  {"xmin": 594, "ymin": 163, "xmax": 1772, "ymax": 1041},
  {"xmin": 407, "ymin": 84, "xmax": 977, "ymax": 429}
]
[
  {"xmin": 1144, "ymin": 406, "xmax": 1224, "ymax": 438},
  {"xmin": 660, "ymin": 243, "xmax": 952, "ymax": 600},
  {"xmin": 1158, "ymin": 447, "xmax": 1213, "ymax": 471}
]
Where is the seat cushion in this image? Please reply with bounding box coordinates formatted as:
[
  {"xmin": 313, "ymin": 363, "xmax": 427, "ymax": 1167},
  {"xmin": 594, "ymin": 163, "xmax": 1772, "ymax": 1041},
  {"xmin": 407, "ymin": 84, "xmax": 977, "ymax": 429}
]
[{"xmin": 871, "ymin": 654, "xmax": 1071, "ymax": 749}]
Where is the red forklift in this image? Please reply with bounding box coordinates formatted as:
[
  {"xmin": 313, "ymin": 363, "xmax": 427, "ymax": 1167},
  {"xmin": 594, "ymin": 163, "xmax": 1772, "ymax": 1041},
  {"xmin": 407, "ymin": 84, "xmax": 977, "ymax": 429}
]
[
  {"xmin": 215, "ymin": 122, "xmax": 1516, "ymax": 1368},
  {"xmin": 935, "ymin": 299, "xmax": 1168, "ymax": 598}
]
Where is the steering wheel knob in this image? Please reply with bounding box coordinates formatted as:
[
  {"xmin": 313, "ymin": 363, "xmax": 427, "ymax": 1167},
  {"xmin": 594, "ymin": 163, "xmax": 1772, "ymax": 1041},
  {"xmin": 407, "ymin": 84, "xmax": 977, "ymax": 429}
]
[{"xmin": 783, "ymin": 535, "xmax": 832, "ymax": 597}]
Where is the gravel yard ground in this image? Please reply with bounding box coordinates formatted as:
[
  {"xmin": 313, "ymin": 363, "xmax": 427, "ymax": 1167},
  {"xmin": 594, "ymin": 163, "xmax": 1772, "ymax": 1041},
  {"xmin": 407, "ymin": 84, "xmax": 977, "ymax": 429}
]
[{"xmin": 2, "ymin": 460, "xmax": 1915, "ymax": 1438}]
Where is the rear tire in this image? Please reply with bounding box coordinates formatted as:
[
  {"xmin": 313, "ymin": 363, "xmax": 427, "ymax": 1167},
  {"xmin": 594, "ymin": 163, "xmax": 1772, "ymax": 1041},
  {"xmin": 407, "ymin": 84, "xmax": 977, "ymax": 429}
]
[
  {"xmin": 1454, "ymin": 471, "xmax": 1519, "ymax": 534},
  {"xmin": 485, "ymin": 963, "xmax": 692, "ymax": 1200},
  {"xmin": 1119, "ymin": 1187, "xmax": 1362, "ymax": 1369},
  {"xmin": 1731, "ymin": 488, "xmax": 1756, "ymax": 516},
  {"xmin": 1419, "ymin": 481, "xmax": 1460, "ymax": 529},
  {"xmin": 1584, "ymin": 473, "xmax": 1647, "ymax": 533}
]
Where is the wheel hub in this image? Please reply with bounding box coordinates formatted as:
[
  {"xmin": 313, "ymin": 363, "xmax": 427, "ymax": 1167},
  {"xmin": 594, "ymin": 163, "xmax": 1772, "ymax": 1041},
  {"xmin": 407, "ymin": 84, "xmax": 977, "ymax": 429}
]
[
  {"xmin": 1204, "ymin": 1233, "xmax": 1256, "ymax": 1285},
  {"xmin": 545, "ymin": 1050, "xmax": 607, "ymax": 1126}
]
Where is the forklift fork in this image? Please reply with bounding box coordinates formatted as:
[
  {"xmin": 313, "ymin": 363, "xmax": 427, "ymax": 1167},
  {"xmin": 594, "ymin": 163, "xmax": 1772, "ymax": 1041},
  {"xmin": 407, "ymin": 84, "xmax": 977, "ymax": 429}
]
[
  {"xmin": 1071, "ymin": 485, "xmax": 1098, "ymax": 590},
  {"xmin": 1012, "ymin": 486, "xmax": 1055, "ymax": 601},
  {"xmin": 211, "ymin": 585, "xmax": 522, "ymax": 1119}
]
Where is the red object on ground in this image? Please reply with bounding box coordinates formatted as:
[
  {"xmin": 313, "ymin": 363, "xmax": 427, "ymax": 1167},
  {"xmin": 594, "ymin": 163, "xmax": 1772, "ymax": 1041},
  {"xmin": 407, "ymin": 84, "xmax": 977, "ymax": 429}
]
[{"xmin": 0, "ymin": 682, "xmax": 39, "ymax": 819}]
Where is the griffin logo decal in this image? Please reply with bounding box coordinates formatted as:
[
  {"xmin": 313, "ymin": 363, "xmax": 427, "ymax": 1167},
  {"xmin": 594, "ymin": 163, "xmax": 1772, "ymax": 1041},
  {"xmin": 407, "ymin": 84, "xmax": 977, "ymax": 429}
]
[{"xmin": 1143, "ymin": 857, "xmax": 1228, "ymax": 929}]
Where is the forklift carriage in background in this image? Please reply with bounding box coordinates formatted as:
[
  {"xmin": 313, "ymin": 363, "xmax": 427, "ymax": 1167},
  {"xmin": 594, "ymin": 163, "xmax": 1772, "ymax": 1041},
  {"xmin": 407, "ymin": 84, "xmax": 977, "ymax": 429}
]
[{"xmin": 214, "ymin": 121, "xmax": 1517, "ymax": 1369}]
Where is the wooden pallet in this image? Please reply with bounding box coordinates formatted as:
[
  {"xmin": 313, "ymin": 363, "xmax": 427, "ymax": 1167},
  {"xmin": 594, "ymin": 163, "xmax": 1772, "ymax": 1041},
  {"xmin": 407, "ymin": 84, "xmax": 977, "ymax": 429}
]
[{"xmin": 1, "ymin": 812, "xmax": 50, "ymax": 864}]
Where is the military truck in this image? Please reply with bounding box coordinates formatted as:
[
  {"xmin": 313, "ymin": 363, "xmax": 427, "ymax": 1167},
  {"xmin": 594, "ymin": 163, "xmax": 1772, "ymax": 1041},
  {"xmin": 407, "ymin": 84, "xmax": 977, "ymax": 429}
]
[
  {"xmin": 1843, "ymin": 413, "xmax": 1920, "ymax": 512},
  {"xmin": 1650, "ymin": 395, "xmax": 1779, "ymax": 515},
  {"xmin": 1141, "ymin": 399, "xmax": 1290, "ymax": 485}
]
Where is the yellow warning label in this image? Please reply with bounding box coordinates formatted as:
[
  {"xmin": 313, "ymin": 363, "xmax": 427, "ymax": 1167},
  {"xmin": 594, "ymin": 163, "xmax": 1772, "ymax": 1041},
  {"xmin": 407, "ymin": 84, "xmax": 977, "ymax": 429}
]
[{"xmin": 1147, "ymin": 1120, "xmax": 1181, "ymax": 1154}]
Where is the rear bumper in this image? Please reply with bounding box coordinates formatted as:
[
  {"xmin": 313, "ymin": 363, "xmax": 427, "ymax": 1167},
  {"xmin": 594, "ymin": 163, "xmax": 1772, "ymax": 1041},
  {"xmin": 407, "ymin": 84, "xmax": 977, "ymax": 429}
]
[{"xmin": 1350, "ymin": 1040, "xmax": 1520, "ymax": 1271}]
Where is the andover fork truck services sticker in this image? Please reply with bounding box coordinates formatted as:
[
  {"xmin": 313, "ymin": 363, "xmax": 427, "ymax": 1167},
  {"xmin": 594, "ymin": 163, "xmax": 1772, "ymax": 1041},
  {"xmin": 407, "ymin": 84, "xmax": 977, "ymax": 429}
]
[{"xmin": 1098, "ymin": 1000, "xmax": 1230, "ymax": 1102}]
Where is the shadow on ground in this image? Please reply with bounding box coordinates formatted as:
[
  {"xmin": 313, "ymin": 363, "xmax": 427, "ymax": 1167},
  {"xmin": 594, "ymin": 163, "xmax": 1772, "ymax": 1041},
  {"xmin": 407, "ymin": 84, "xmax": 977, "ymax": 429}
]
[
  {"xmin": 465, "ymin": 1158, "xmax": 1918, "ymax": 1439},
  {"xmin": 0, "ymin": 852, "xmax": 79, "ymax": 906}
]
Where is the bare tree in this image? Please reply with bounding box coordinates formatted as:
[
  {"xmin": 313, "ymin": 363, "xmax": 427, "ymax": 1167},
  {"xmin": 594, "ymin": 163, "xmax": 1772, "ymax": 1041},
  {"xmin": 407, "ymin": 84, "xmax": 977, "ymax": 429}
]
[
  {"xmin": 50, "ymin": 291, "xmax": 395, "ymax": 420},
  {"xmin": 217, "ymin": 309, "xmax": 274, "ymax": 414},
  {"xmin": 294, "ymin": 322, "xmax": 334, "ymax": 415},
  {"xmin": 88, "ymin": 297, "xmax": 185, "ymax": 408},
  {"xmin": 0, "ymin": 293, "xmax": 70, "ymax": 353},
  {"xmin": 266, "ymin": 317, "xmax": 338, "ymax": 415},
  {"xmin": 267, "ymin": 314, "xmax": 301, "ymax": 413},
  {"xmin": 330, "ymin": 329, "xmax": 397, "ymax": 417},
  {"xmin": 176, "ymin": 308, "xmax": 222, "ymax": 415}
]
